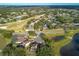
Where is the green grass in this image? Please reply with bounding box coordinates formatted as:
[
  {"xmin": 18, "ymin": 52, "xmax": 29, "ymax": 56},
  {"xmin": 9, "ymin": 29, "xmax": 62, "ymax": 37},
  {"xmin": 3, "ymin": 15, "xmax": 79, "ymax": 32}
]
[
  {"xmin": 0, "ymin": 34, "xmax": 7, "ymax": 49},
  {"xmin": 28, "ymin": 31, "xmax": 36, "ymax": 36},
  {"xmin": 0, "ymin": 29, "xmax": 13, "ymax": 49},
  {"xmin": 42, "ymin": 29, "xmax": 65, "ymax": 38}
]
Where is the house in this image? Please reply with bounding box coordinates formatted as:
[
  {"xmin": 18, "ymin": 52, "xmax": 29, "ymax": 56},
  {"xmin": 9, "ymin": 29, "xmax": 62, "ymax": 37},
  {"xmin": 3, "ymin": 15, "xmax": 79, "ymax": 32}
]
[
  {"xmin": 12, "ymin": 32, "xmax": 31, "ymax": 47},
  {"xmin": 12, "ymin": 31, "xmax": 45, "ymax": 52},
  {"xmin": 43, "ymin": 24, "xmax": 48, "ymax": 30},
  {"xmin": 15, "ymin": 16, "xmax": 22, "ymax": 20},
  {"xmin": 72, "ymin": 23, "xmax": 79, "ymax": 29},
  {"xmin": 12, "ymin": 33, "xmax": 28, "ymax": 43},
  {"xmin": 73, "ymin": 23, "xmax": 79, "ymax": 26}
]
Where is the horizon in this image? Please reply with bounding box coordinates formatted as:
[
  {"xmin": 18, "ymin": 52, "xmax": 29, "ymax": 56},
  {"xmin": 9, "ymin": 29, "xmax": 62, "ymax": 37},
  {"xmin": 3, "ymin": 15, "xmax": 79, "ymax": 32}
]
[{"xmin": 0, "ymin": 3, "xmax": 79, "ymax": 6}]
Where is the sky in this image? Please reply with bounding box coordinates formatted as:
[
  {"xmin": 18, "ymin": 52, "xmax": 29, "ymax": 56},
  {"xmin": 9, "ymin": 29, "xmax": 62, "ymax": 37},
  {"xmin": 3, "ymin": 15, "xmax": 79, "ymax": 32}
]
[{"xmin": 0, "ymin": 3, "xmax": 79, "ymax": 6}]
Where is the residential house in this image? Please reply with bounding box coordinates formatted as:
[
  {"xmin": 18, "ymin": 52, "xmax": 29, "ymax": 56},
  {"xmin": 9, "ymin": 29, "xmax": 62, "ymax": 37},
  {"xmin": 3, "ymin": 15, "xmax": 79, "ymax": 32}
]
[
  {"xmin": 73, "ymin": 23, "xmax": 79, "ymax": 29},
  {"xmin": 12, "ymin": 32, "xmax": 45, "ymax": 48},
  {"xmin": 43, "ymin": 24, "xmax": 48, "ymax": 30},
  {"xmin": 12, "ymin": 32, "xmax": 31, "ymax": 47}
]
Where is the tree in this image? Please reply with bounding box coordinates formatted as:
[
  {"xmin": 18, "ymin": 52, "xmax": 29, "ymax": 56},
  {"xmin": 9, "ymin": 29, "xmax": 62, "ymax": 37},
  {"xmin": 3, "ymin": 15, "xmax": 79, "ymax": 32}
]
[
  {"xmin": 36, "ymin": 45, "xmax": 53, "ymax": 56},
  {"xmin": 2, "ymin": 43, "xmax": 26, "ymax": 56},
  {"xmin": 36, "ymin": 33, "xmax": 53, "ymax": 56},
  {"xmin": 73, "ymin": 17, "xmax": 79, "ymax": 23},
  {"xmin": 28, "ymin": 31, "xmax": 36, "ymax": 36},
  {"xmin": 0, "ymin": 29, "xmax": 14, "ymax": 39},
  {"xmin": 2, "ymin": 43, "xmax": 15, "ymax": 56},
  {"xmin": 15, "ymin": 48, "xmax": 26, "ymax": 56},
  {"xmin": 56, "ymin": 16, "xmax": 73, "ymax": 23}
]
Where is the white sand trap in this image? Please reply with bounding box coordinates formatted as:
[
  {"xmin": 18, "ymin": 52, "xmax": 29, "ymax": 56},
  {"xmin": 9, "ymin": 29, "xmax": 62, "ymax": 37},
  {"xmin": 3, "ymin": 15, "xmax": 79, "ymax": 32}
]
[{"xmin": 0, "ymin": 26, "xmax": 7, "ymax": 29}]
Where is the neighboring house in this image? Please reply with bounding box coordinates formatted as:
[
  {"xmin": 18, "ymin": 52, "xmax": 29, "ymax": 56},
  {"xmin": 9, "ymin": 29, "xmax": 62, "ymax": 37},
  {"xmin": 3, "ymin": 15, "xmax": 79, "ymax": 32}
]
[
  {"xmin": 73, "ymin": 23, "xmax": 79, "ymax": 26},
  {"xmin": 43, "ymin": 24, "xmax": 48, "ymax": 30},
  {"xmin": 72, "ymin": 23, "xmax": 79, "ymax": 29},
  {"xmin": 15, "ymin": 16, "xmax": 22, "ymax": 20}
]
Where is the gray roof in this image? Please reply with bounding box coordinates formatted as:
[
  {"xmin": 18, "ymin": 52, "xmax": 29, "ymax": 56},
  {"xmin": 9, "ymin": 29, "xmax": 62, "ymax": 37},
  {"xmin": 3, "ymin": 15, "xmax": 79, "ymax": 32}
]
[
  {"xmin": 73, "ymin": 23, "xmax": 79, "ymax": 25},
  {"xmin": 12, "ymin": 33, "xmax": 28, "ymax": 43},
  {"xmin": 34, "ymin": 36, "xmax": 45, "ymax": 44}
]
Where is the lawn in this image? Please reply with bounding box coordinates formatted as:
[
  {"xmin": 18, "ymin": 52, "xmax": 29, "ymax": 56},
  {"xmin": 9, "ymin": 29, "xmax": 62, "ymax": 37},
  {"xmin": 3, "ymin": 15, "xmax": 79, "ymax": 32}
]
[
  {"xmin": 0, "ymin": 29, "xmax": 13, "ymax": 49},
  {"xmin": 0, "ymin": 34, "xmax": 7, "ymax": 49},
  {"xmin": 42, "ymin": 29, "xmax": 65, "ymax": 38}
]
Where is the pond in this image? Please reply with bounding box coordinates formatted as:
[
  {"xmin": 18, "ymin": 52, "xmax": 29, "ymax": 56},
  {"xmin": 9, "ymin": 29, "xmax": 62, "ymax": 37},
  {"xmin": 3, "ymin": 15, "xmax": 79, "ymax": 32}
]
[{"xmin": 51, "ymin": 36, "xmax": 65, "ymax": 42}]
